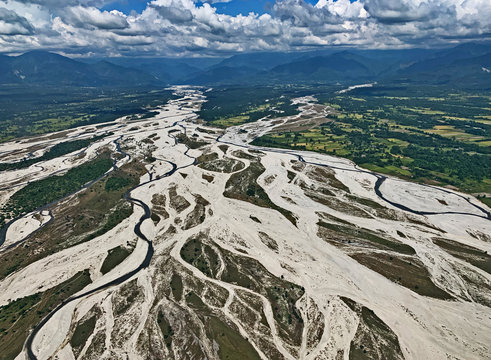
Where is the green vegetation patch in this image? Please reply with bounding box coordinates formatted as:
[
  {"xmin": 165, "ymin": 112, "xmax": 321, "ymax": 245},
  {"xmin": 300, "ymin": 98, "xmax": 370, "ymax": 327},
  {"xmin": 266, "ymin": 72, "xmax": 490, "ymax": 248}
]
[
  {"xmin": 346, "ymin": 195, "xmax": 385, "ymax": 210},
  {"xmin": 305, "ymin": 166, "xmax": 350, "ymax": 192},
  {"xmin": 182, "ymin": 195, "xmax": 210, "ymax": 230},
  {"xmin": 202, "ymin": 174, "xmax": 214, "ymax": 183},
  {"xmin": 478, "ymin": 196, "xmax": 491, "ymax": 207},
  {"xmin": 100, "ymin": 246, "xmax": 132, "ymax": 275},
  {"xmin": 317, "ymin": 211, "xmax": 351, "ymax": 225},
  {"xmin": 157, "ymin": 311, "xmax": 174, "ymax": 348},
  {"xmin": 183, "ymin": 289, "xmax": 261, "ymax": 359},
  {"xmin": 1, "ymin": 157, "xmax": 113, "ymax": 223},
  {"xmin": 199, "ymin": 86, "xmax": 302, "ymax": 128},
  {"xmin": 258, "ymin": 232, "xmax": 279, "ymax": 252},
  {"xmin": 170, "ymin": 273, "xmax": 183, "ymax": 302},
  {"xmin": 432, "ymin": 237, "xmax": 491, "ymax": 274},
  {"xmin": 0, "ymin": 135, "xmax": 105, "ymax": 172},
  {"xmin": 84, "ymin": 203, "xmax": 133, "ymax": 242},
  {"xmin": 340, "ymin": 297, "xmax": 404, "ymax": 360},
  {"xmin": 197, "ymin": 152, "xmax": 219, "ymax": 163},
  {"xmin": 176, "ymin": 133, "xmax": 207, "ymax": 149},
  {"xmin": 318, "ymin": 221, "xmax": 415, "ymax": 255},
  {"xmin": 250, "ymin": 215, "xmax": 261, "ymax": 223},
  {"xmin": 151, "ymin": 194, "xmax": 169, "ymax": 220},
  {"xmin": 180, "ymin": 237, "xmax": 220, "ymax": 278},
  {"xmin": 0, "ymin": 161, "xmax": 144, "ymax": 281},
  {"xmin": 224, "ymin": 160, "xmax": 297, "ymax": 226},
  {"xmin": 350, "ymin": 253, "xmax": 452, "ymax": 299},
  {"xmin": 112, "ymin": 279, "xmax": 142, "ymax": 316},
  {"xmin": 306, "ymin": 191, "xmax": 371, "ymax": 218},
  {"xmin": 168, "ymin": 185, "xmax": 191, "ymax": 213},
  {"xmin": 231, "ymin": 150, "xmax": 257, "ymax": 160},
  {"xmin": 70, "ymin": 314, "xmax": 97, "ymax": 355},
  {"xmin": 151, "ymin": 212, "xmax": 161, "ymax": 224},
  {"xmin": 206, "ymin": 316, "xmax": 261, "ymax": 360},
  {"xmin": 0, "ymin": 270, "xmax": 92, "ymax": 360},
  {"xmin": 286, "ymin": 170, "xmax": 296, "ymax": 182},
  {"xmin": 105, "ymin": 176, "xmax": 132, "ymax": 192}
]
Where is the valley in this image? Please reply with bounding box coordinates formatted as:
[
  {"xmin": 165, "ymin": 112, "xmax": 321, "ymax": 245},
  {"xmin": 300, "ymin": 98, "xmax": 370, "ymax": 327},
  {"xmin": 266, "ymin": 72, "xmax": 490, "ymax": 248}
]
[{"xmin": 0, "ymin": 87, "xmax": 489, "ymax": 360}]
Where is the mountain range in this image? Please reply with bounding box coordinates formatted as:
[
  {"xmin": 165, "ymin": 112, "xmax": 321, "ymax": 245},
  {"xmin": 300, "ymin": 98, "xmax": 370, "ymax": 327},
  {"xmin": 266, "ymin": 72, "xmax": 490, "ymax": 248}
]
[
  {"xmin": 0, "ymin": 51, "xmax": 160, "ymax": 87},
  {"xmin": 0, "ymin": 42, "xmax": 490, "ymax": 88}
]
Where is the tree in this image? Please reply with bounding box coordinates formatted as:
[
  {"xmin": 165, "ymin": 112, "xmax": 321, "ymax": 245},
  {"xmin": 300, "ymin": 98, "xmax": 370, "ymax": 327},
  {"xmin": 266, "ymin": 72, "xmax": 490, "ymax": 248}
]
[{"xmin": 390, "ymin": 145, "xmax": 401, "ymax": 155}]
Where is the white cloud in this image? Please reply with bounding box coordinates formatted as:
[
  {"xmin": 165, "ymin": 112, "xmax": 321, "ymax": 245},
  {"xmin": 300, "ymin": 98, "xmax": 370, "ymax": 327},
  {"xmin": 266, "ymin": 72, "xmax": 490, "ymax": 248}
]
[
  {"xmin": 61, "ymin": 6, "xmax": 129, "ymax": 29},
  {"xmin": 315, "ymin": 0, "xmax": 368, "ymax": 19},
  {"xmin": 0, "ymin": 7, "xmax": 34, "ymax": 35},
  {"xmin": 0, "ymin": 0, "xmax": 489, "ymax": 56},
  {"xmin": 201, "ymin": 0, "xmax": 232, "ymax": 3}
]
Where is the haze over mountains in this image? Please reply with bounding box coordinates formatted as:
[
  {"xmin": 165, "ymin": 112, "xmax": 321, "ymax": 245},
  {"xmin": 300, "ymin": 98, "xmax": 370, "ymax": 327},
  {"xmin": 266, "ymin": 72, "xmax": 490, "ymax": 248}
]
[{"xmin": 0, "ymin": 42, "xmax": 490, "ymax": 88}]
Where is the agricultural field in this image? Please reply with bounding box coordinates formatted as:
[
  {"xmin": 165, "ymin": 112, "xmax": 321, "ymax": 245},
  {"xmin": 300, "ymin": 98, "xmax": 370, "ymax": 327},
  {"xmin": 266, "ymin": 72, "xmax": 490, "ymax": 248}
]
[{"xmin": 253, "ymin": 86, "xmax": 491, "ymax": 198}]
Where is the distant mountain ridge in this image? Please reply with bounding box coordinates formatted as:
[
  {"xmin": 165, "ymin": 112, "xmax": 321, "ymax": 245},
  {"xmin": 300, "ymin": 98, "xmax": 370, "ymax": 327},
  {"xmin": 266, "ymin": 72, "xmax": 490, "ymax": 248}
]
[
  {"xmin": 0, "ymin": 51, "xmax": 160, "ymax": 87},
  {"xmin": 1, "ymin": 42, "xmax": 490, "ymax": 88},
  {"xmin": 266, "ymin": 52, "xmax": 373, "ymax": 80},
  {"xmin": 83, "ymin": 57, "xmax": 222, "ymax": 84},
  {"xmin": 183, "ymin": 42, "xmax": 491, "ymax": 88},
  {"xmin": 395, "ymin": 43, "xmax": 491, "ymax": 87}
]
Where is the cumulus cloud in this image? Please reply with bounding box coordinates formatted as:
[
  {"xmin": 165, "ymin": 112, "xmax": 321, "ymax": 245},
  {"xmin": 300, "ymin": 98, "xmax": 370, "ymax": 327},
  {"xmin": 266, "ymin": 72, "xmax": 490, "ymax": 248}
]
[
  {"xmin": 316, "ymin": 0, "xmax": 368, "ymax": 19},
  {"xmin": 0, "ymin": 7, "xmax": 34, "ymax": 35},
  {"xmin": 363, "ymin": 0, "xmax": 437, "ymax": 24},
  {"xmin": 274, "ymin": 0, "xmax": 342, "ymax": 27},
  {"xmin": 150, "ymin": 0, "xmax": 194, "ymax": 23},
  {"xmin": 61, "ymin": 6, "xmax": 129, "ymax": 29},
  {"xmin": 0, "ymin": 0, "xmax": 489, "ymax": 56},
  {"xmin": 10, "ymin": 0, "xmax": 115, "ymax": 8}
]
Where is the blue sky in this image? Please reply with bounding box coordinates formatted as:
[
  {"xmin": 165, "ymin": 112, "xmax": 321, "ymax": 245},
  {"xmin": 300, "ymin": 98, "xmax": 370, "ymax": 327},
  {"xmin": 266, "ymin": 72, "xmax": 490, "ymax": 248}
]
[
  {"xmin": 101, "ymin": 0, "xmax": 148, "ymax": 14},
  {"xmin": 212, "ymin": 0, "xmax": 317, "ymax": 16},
  {"xmin": 102, "ymin": 0, "xmax": 321, "ymax": 16},
  {"xmin": 211, "ymin": 0, "xmax": 359, "ymax": 16}
]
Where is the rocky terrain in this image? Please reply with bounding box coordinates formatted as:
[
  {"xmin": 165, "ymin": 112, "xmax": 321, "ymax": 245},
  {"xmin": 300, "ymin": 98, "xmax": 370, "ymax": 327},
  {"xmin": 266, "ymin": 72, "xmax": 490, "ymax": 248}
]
[{"xmin": 0, "ymin": 87, "xmax": 489, "ymax": 360}]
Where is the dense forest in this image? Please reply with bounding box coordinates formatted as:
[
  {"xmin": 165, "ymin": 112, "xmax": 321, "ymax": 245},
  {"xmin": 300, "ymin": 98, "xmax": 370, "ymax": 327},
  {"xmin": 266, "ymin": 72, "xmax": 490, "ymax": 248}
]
[{"xmin": 0, "ymin": 157, "xmax": 113, "ymax": 226}]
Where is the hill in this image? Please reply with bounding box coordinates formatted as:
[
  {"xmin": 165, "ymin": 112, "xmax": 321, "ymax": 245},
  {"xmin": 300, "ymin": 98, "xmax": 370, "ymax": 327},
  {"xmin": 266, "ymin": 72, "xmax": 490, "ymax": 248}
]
[
  {"xmin": 0, "ymin": 51, "xmax": 160, "ymax": 87},
  {"xmin": 1, "ymin": 43, "xmax": 490, "ymax": 89}
]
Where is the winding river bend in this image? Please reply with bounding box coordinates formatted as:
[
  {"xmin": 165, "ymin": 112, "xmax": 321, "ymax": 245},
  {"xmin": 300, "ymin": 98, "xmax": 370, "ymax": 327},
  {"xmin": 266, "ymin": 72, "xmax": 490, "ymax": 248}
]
[
  {"xmin": 0, "ymin": 135, "xmax": 121, "ymax": 249},
  {"xmin": 216, "ymin": 135, "xmax": 491, "ymax": 221},
  {"xmin": 24, "ymin": 113, "xmax": 198, "ymax": 360}
]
